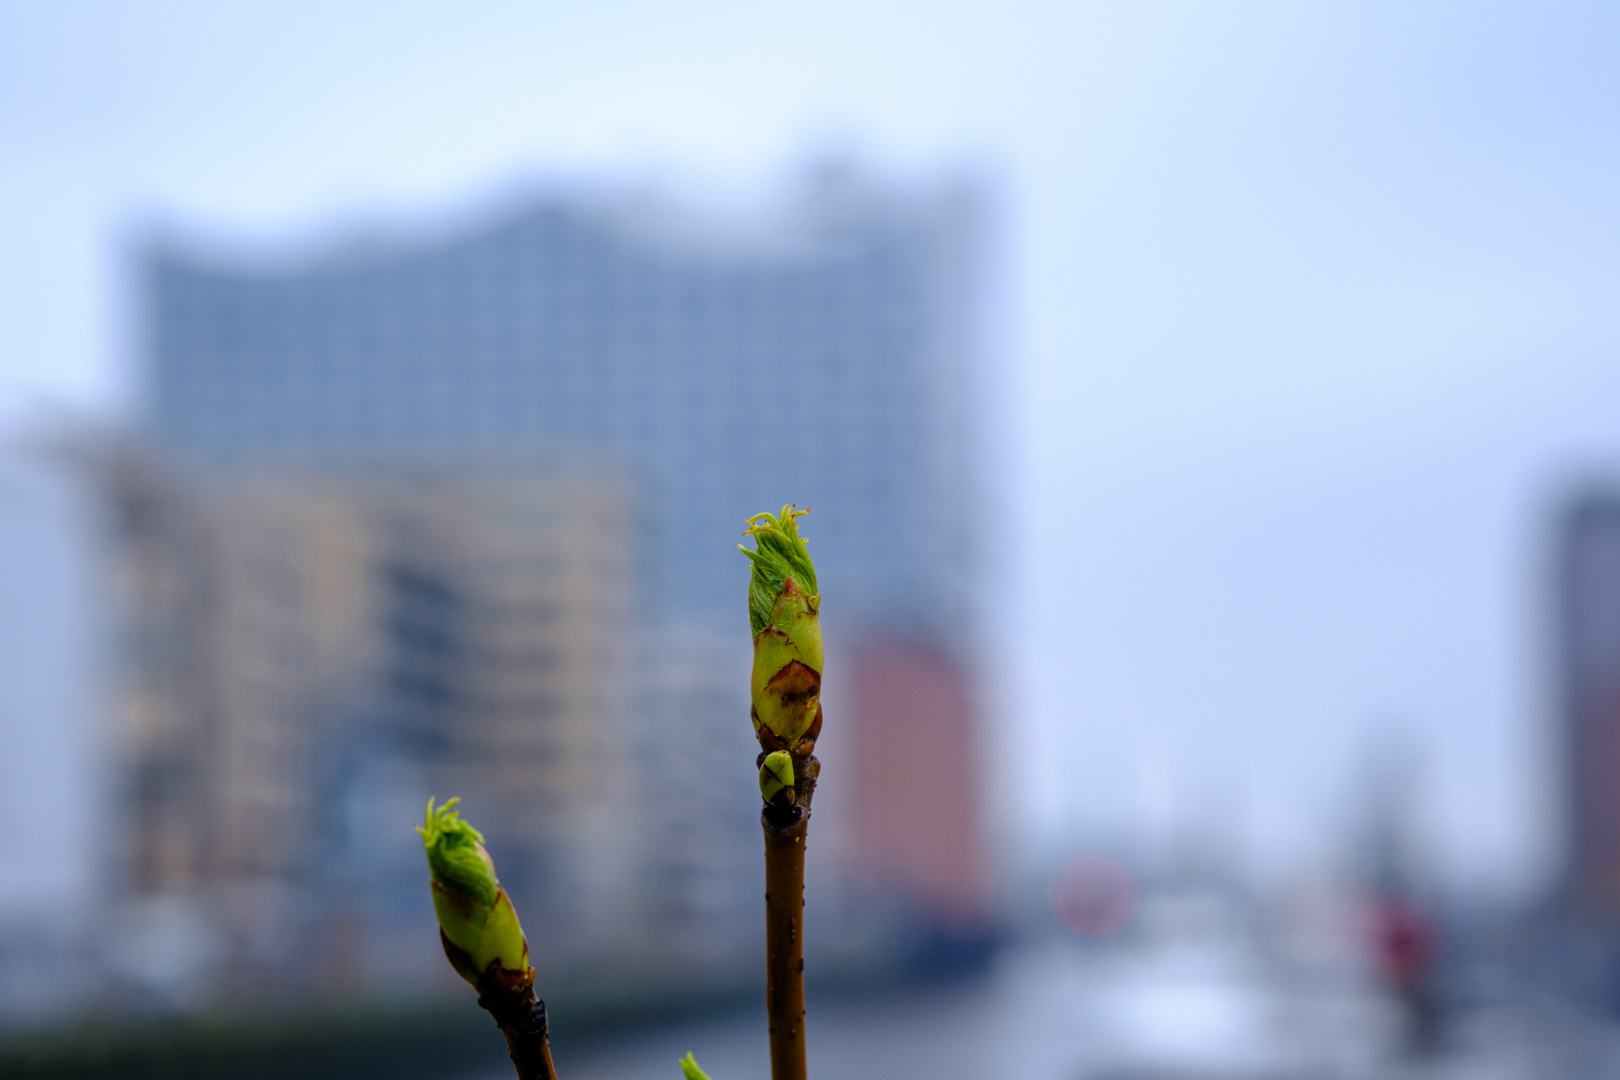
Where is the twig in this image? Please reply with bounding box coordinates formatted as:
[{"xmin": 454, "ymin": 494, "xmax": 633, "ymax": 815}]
[
  {"xmin": 762, "ymin": 803, "xmax": 810, "ymax": 1080},
  {"xmin": 454, "ymin": 936, "xmax": 561, "ymax": 1080},
  {"xmin": 761, "ymin": 750, "xmax": 821, "ymax": 1080},
  {"xmin": 740, "ymin": 506, "xmax": 824, "ymax": 1080}
]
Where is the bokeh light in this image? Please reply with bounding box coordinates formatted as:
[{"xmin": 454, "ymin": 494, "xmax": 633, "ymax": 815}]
[{"xmin": 1047, "ymin": 854, "xmax": 1138, "ymax": 937}]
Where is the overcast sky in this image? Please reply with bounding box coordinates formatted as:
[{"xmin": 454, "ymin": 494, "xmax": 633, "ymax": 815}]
[{"xmin": 2, "ymin": 0, "xmax": 1617, "ymax": 907}]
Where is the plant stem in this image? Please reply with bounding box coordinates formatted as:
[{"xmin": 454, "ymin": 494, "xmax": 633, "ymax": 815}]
[
  {"xmin": 472, "ymin": 960, "xmax": 561, "ymax": 1080},
  {"xmin": 762, "ymin": 800, "xmax": 810, "ymax": 1080}
]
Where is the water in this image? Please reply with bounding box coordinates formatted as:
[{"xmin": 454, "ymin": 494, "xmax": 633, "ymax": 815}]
[{"xmin": 467, "ymin": 931, "xmax": 1611, "ymax": 1080}]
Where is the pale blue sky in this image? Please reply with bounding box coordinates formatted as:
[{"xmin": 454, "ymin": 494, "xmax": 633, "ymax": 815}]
[{"xmin": 1, "ymin": 0, "xmax": 1617, "ymax": 905}]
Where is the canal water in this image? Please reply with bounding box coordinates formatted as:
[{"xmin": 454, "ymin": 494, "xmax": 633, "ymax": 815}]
[
  {"xmin": 472, "ymin": 932, "xmax": 1579, "ymax": 1080},
  {"xmin": 464, "ymin": 879, "xmax": 1620, "ymax": 1080}
]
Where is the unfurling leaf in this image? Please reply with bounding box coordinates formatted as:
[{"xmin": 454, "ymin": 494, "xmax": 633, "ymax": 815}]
[
  {"xmin": 678, "ymin": 1051, "xmax": 714, "ymax": 1079},
  {"xmin": 417, "ymin": 797, "xmax": 530, "ymax": 984}
]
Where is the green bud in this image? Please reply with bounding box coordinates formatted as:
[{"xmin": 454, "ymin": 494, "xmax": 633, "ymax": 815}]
[
  {"xmin": 678, "ymin": 1052, "xmax": 713, "ymax": 1080},
  {"xmin": 417, "ymin": 797, "xmax": 530, "ymax": 985},
  {"xmin": 759, "ymin": 751, "xmax": 796, "ymax": 808},
  {"xmin": 739, "ymin": 506, "xmax": 823, "ymax": 749}
]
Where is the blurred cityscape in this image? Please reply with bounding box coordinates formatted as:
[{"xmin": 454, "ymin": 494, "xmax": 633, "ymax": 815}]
[
  {"xmin": 0, "ymin": 155, "xmax": 1616, "ymax": 1079},
  {"xmin": 105, "ymin": 164, "xmax": 993, "ymax": 998},
  {"xmin": 3, "ymin": 164, "xmax": 999, "ymax": 1025},
  {"xmin": 5, "ymin": 3, "xmax": 1620, "ymax": 1064}
]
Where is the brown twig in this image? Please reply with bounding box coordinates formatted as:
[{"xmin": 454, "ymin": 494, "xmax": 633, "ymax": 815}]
[
  {"xmin": 443, "ymin": 931, "xmax": 561, "ymax": 1080},
  {"xmin": 761, "ymin": 751, "xmax": 819, "ymax": 1080},
  {"xmin": 762, "ymin": 806, "xmax": 809, "ymax": 1080}
]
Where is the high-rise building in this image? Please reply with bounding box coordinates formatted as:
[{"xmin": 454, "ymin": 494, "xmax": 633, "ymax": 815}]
[
  {"xmin": 145, "ymin": 168, "xmax": 981, "ymax": 642},
  {"xmin": 1557, "ymin": 489, "xmax": 1620, "ymax": 916},
  {"xmin": 130, "ymin": 165, "xmax": 995, "ymax": 992}
]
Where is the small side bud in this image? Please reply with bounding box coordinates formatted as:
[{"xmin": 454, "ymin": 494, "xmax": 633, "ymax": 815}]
[
  {"xmin": 417, "ymin": 796, "xmax": 531, "ymax": 986},
  {"xmin": 759, "ymin": 750, "xmax": 796, "ymax": 808},
  {"xmin": 678, "ymin": 1052, "xmax": 714, "ymax": 1080}
]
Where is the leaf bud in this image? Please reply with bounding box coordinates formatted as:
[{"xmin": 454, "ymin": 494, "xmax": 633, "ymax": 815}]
[
  {"xmin": 417, "ymin": 797, "xmax": 531, "ymax": 986},
  {"xmin": 759, "ymin": 750, "xmax": 797, "ymax": 808},
  {"xmin": 738, "ymin": 505, "xmax": 823, "ymax": 751},
  {"xmin": 678, "ymin": 1052, "xmax": 713, "ymax": 1079}
]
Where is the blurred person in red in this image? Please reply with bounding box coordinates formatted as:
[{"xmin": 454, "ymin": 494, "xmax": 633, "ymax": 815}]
[{"xmin": 1372, "ymin": 893, "xmax": 1442, "ymax": 1056}]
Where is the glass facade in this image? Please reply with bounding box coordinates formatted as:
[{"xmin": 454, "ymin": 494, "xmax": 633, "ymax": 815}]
[{"xmin": 146, "ymin": 178, "xmax": 983, "ymax": 642}]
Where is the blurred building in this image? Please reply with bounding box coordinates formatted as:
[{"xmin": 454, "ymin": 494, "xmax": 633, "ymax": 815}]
[
  {"xmin": 121, "ymin": 163, "xmax": 993, "ymax": 999},
  {"xmin": 849, "ymin": 641, "xmax": 989, "ymax": 946},
  {"xmin": 146, "ymin": 167, "xmax": 981, "ymax": 636},
  {"xmin": 103, "ymin": 457, "xmax": 634, "ymax": 1000},
  {"xmin": 1556, "ymin": 489, "xmax": 1620, "ymax": 918}
]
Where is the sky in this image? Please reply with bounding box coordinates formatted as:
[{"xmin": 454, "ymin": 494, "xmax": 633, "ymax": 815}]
[{"xmin": 1, "ymin": 0, "xmax": 1618, "ymax": 908}]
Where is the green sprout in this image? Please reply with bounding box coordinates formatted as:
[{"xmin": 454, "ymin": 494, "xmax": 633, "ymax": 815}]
[
  {"xmin": 739, "ymin": 506, "xmax": 823, "ymax": 751},
  {"xmin": 418, "ymin": 797, "xmax": 530, "ymax": 985},
  {"xmin": 759, "ymin": 750, "xmax": 796, "ymax": 808},
  {"xmin": 738, "ymin": 505, "xmax": 818, "ymax": 638},
  {"xmin": 678, "ymin": 1052, "xmax": 713, "ymax": 1079}
]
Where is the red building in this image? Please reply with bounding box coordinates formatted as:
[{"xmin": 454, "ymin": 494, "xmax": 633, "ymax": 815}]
[{"xmin": 849, "ymin": 640, "xmax": 991, "ymax": 941}]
